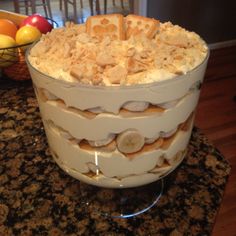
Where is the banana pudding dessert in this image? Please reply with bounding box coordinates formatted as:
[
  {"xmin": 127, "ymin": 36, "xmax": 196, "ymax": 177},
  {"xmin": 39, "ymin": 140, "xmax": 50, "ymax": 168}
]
[{"xmin": 27, "ymin": 14, "xmax": 208, "ymax": 188}]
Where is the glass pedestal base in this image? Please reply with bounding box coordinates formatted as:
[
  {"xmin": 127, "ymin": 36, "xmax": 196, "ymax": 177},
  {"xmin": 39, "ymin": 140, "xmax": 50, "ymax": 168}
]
[{"xmin": 79, "ymin": 179, "xmax": 164, "ymax": 219}]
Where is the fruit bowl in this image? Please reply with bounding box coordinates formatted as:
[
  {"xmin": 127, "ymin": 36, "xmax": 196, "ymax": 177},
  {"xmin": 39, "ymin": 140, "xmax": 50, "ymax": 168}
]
[
  {"xmin": 0, "ymin": 10, "xmax": 57, "ymax": 81},
  {"xmin": 0, "ymin": 42, "xmax": 33, "ymax": 80}
]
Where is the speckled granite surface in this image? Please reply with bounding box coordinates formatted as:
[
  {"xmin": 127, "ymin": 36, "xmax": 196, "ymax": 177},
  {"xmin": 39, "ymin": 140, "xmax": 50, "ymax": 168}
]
[{"xmin": 0, "ymin": 77, "xmax": 231, "ymax": 236}]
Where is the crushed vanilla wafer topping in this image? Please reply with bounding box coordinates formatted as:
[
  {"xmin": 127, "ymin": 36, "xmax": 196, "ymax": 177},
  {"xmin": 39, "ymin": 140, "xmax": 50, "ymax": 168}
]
[{"xmin": 29, "ymin": 15, "xmax": 208, "ymax": 86}]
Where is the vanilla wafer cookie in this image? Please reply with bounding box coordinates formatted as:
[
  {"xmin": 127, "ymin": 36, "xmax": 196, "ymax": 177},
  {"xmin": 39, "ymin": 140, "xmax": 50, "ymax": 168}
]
[
  {"xmin": 125, "ymin": 14, "xmax": 159, "ymax": 39},
  {"xmin": 86, "ymin": 14, "xmax": 125, "ymax": 40}
]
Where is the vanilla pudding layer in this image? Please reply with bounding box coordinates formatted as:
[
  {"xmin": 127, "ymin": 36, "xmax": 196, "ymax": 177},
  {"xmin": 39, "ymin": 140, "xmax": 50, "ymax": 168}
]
[
  {"xmin": 35, "ymin": 86, "xmax": 198, "ymax": 141},
  {"xmin": 44, "ymin": 118, "xmax": 192, "ymax": 188},
  {"xmin": 52, "ymin": 151, "xmax": 186, "ymax": 188}
]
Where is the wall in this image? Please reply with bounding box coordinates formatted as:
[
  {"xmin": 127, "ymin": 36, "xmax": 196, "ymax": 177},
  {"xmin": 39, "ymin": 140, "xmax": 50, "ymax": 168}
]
[{"xmin": 147, "ymin": 0, "xmax": 236, "ymax": 44}]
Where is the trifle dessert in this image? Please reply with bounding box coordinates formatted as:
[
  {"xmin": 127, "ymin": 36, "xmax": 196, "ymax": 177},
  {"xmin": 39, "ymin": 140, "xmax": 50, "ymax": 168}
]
[{"xmin": 27, "ymin": 14, "xmax": 208, "ymax": 188}]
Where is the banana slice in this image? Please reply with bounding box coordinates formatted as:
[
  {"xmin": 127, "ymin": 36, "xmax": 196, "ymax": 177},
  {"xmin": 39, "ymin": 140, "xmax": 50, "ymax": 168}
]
[
  {"xmin": 165, "ymin": 150, "xmax": 184, "ymax": 166},
  {"xmin": 157, "ymin": 99, "xmax": 179, "ymax": 109},
  {"xmin": 150, "ymin": 164, "xmax": 172, "ymax": 175},
  {"xmin": 117, "ymin": 129, "xmax": 145, "ymax": 154},
  {"xmin": 43, "ymin": 89, "xmax": 58, "ymax": 100},
  {"xmin": 79, "ymin": 140, "xmax": 116, "ymax": 152},
  {"xmin": 87, "ymin": 162, "xmax": 100, "ymax": 174},
  {"xmin": 160, "ymin": 127, "xmax": 177, "ymax": 138},
  {"xmin": 87, "ymin": 107, "xmax": 105, "ymax": 114},
  {"xmin": 97, "ymin": 140, "xmax": 117, "ymax": 152},
  {"xmin": 123, "ymin": 101, "xmax": 149, "ymax": 112},
  {"xmin": 145, "ymin": 133, "xmax": 161, "ymax": 144},
  {"xmin": 88, "ymin": 133, "xmax": 116, "ymax": 147}
]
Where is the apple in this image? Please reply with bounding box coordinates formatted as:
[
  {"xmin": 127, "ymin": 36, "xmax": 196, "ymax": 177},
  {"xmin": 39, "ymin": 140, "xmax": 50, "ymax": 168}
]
[{"xmin": 20, "ymin": 14, "xmax": 53, "ymax": 34}]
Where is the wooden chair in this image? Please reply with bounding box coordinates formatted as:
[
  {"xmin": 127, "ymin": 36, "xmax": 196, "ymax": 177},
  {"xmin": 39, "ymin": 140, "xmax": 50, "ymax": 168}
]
[
  {"xmin": 112, "ymin": 0, "xmax": 124, "ymax": 9},
  {"xmin": 59, "ymin": 0, "xmax": 83, "ymax": 10},
  {"xmin": 88, "ymin": 0, "xmax": 101, "ymax": 16},
  {"xmin": 105, "ymin": 0, "xmax": 125, "ymax": 13},
  {"xmin": 60, "ymin": 0, "xmax": 83, "ymax": 22},
  {"xmin": 89, "ymin": 0, "xmax": 124, "ymax": 15},
  {"xmin": 13, "ymin": 0, "xmax": 52, "ymax": 18},
  {"xmin": 128, "ymin": 0, "xmax": 134, "ymax": 13}
]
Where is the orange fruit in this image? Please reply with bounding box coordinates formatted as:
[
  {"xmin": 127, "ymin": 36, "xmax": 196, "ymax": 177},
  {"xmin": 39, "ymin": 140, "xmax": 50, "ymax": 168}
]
[
  {"xmin": 15, "ymin": 25, "xmax": 41, "ymax": 45},
  {"xmin": 0, "ymin": 19, "xmax": 18, "ymax": 39}
]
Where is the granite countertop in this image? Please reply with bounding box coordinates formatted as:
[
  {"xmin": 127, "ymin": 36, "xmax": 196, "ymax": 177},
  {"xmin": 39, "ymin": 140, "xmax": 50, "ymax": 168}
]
[{"xmin": 0, "ymin": 76, "xmax": 231, "ymax": 236}]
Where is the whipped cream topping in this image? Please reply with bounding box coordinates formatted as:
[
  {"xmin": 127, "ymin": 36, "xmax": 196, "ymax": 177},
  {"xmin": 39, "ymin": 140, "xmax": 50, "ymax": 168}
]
[{"xmin": 28, "ymin": 21, "xmax": 207, "ymax": 86}]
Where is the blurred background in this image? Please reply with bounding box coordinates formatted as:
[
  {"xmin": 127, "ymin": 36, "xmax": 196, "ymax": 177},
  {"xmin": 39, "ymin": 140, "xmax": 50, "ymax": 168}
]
[
  {"xmin": 1, "ymin": 0, "xmax": 133, "ymax": 27},
  {"xmin": 147, "ymin": 0, "xmax": 236, "ymax": 46},
  {"xmin": 1, "ymin": 0, "xmax": 236, "ymax": 46}
]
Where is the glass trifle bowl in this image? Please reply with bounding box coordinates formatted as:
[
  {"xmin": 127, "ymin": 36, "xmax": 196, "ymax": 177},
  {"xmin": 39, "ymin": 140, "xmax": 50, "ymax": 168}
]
[{"xmin": 26, "ymin": 15, "xmax": 209, "ymax": 217}]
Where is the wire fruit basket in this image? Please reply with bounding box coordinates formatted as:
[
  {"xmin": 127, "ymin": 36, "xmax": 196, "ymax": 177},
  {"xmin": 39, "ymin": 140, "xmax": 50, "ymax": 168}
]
[
  {"xmin": 0, "ymin": 16, "xmax": 58, "ymax": 81},
  {"xmin": 0, "ymin": 42, "xmax": 32, "ymax": 81}
]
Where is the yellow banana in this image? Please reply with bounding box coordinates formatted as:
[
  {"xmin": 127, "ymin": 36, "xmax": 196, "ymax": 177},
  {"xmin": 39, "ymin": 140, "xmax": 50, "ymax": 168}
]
[{"xmin": 0, "ymin": 10, "xmax": 27, "ymax": 26}]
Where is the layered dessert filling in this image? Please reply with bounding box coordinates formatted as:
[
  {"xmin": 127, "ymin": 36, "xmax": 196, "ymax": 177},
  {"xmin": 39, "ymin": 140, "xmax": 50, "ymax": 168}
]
[
  {"xmin": 27, "ymin": 14, "xmax": 208, "ymax": 188},
  {"xmin": 45, "ymin": 119, "xmax": 191, "ymax": 188}
]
